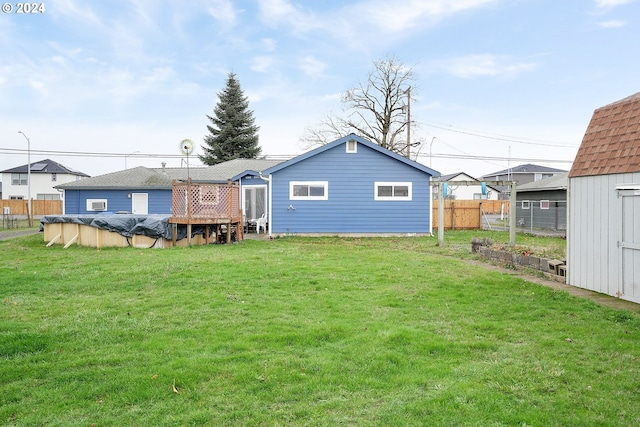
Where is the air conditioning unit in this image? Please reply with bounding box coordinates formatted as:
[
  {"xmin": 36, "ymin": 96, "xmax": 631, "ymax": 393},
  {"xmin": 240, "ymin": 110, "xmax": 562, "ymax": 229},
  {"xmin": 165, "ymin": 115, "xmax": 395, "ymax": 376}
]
[{"xmin": 87, "ymin": 199, "xmax": 107, "ymax": 211}]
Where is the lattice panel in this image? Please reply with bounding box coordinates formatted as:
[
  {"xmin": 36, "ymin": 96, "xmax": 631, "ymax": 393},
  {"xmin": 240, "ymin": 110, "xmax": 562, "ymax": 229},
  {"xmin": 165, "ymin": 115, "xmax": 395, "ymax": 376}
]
[{"xmin": 171, "ymin": 181, "xmax": 241, "ymax": 220}]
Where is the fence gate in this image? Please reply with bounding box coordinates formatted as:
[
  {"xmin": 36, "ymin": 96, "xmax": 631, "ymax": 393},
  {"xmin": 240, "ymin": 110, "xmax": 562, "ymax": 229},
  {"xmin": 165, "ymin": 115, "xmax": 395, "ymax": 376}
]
[{"xmin": 619, "ymin": 188, "xmax": 640, "ymax": 303}]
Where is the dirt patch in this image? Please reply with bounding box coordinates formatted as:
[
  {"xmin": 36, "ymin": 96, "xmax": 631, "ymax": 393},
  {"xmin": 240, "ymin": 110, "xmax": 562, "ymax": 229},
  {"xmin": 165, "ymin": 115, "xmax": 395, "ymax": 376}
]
[{"xmin": 0, "ymin": 229, "xmax": 40, "ymax": 241}]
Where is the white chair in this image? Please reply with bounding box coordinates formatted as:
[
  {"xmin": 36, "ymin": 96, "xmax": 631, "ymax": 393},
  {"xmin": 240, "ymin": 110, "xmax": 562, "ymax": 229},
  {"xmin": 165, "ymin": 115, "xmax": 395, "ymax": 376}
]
[{"xmin": 255, "ymin": 214, "xmax": 267, "ymax": 234}]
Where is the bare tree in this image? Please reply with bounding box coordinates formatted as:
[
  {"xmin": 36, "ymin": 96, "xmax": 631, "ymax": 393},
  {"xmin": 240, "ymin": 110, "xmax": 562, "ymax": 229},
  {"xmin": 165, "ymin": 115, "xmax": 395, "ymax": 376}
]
[{"xmin": 301, "ymin": 57, "xmax": 418, "ymax": 156}]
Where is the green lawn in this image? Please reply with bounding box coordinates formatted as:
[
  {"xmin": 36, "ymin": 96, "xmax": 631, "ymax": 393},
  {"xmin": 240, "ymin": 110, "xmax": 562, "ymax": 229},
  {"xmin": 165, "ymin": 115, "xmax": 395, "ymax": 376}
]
[{"xmin": 1, "ymin": 232, "xmax": 639, "ymax": 426}]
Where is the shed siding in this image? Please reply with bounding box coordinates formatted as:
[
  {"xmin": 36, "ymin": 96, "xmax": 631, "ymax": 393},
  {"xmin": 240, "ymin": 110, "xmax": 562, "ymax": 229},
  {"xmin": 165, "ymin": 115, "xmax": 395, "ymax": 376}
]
[
  {"xmin": 270, "ymin": 143, "xmax": 431, "ymax": 233},
  {"xmin": 64, "ymin": 189, "xmax": 172, "ymax": 215},
  {"xmin": 568, "ymin": 172, "xmax": 640, "ymax": 297}
]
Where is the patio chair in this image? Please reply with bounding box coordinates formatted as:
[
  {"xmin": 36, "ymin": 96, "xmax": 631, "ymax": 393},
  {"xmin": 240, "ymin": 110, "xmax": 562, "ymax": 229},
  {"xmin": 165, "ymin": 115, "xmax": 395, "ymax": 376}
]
[{"xmin": 255, "ymin": 214, "xmax": 267, "ymax": 234}]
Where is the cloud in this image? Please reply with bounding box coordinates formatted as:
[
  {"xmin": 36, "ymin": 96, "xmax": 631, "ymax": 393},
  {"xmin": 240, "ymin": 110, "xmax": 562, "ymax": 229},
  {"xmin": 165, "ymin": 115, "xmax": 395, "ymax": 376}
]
[
  {"xmin": 432, "ymin": 54, "xmax": 538, "ymax": 79},
  {"xmin": 251, "ymin": 56, "xmax": 275, "ymax": 73},
  {"xmin": 598, "ymin": 19, "xmax": 626, "ymax": 27},
  {"xmin": 594, "ymin": 0, "xmax": 636, "ymax": 8},
  {"xmin": 206, "ymin": 0, "xmax": 238, "ymax": 27},
  {"xmin": 298, "ymin": 56, "xmax": 327, "ymax": 79}
]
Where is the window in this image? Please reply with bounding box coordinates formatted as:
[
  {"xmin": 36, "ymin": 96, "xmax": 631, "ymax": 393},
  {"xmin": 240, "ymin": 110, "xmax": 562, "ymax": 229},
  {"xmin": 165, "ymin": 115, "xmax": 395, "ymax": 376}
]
[
  {"xmin": 11, "ymin": 173, "xmax": 27, "ymax": 186},
  {"xmin": 290, "ymin": 181, "xmax": 328, "ymax": 200},
  {"xmin": 375, "ymin": 182, "xmax": 412, "ymax": 201},
  {"xmin": 9, "ymin": 196, "xmax": 24, "ymax": 200},
  {"xmin": 540, "ymin": 200, "xmax": 550, "ymax": 210},
  {"xmin": 37, "ymin": 194, "xmax": 61, "ymax": 201},
  {"xmin": 346, "ymin": 139, "xmax": 357, "ymax": 153},
  {"xmin": 51, "ymin": 173, "xmax": 57, "ymax": 182},
  {"xmin": 86, "ymin": 199, "xmax": 108, "ymax": 211},
  {"xmin": 522, "ymin": 200, "xmax": 530, "ymax": 209}
]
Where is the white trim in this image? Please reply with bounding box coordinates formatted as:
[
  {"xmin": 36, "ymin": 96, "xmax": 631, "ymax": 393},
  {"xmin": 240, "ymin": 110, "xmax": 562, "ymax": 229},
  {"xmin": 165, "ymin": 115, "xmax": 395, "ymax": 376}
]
[
  {"xmin": 540, "ymin": 200, "xmax": 550, "ymax": 210},
  {"xmin": 346, "ymin": 139, "xmax": 357, "ymax": 153},
  {"xmin": 289, "ymin": 181, "xmax": 328, "ymax": 200},
  {"xmin": 522, "ymin": 200, "xmax": 530, "ymax": 209},
  {"xmin": 374, "ymin": 182, "xmax": 412, "ymax": 201}
]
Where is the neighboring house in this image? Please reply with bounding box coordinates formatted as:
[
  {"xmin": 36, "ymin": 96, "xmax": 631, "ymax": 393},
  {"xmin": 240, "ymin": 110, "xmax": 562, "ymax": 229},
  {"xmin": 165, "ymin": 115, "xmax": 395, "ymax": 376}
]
[
  {"xmin": 434, "ymin": 172, "xmax": 500, "ymax": 200},
  {"xmin": 0, "ymin": 159, "xmax": 89, "ymax": 201},
  {"xmin": 481, "ymin": 164, "xmax": 567, "ymax": 199},
  {"xmin": 235, "ymin": 134, "xmax": 440, "ymax": 234},
  {"xmin": 57, "ymin": 159, "xmax": 282, "ymax": 215},
  {"xmin": 515, "ymin": 172, "xmax": 567, "ymax": 233},
  {"xmin": 568, "ymin": 92, "xmax": 640, "ymax": 303}
]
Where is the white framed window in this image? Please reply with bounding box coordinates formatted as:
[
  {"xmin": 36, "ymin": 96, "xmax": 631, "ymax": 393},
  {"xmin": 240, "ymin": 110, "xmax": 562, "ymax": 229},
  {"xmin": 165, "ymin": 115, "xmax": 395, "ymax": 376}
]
[
  {"xmin": 522, "ymin": 200, "xmax": 530, "ymax": 209},
  {"xmin": 375, "ymin": 182, "xmax": 412, "ymax": 201},
  {"xmin": 346, "ymin": 139, "xmax": 357, "ymax": 153},
  {"xmin": 87, "ymin": 199, "xmax": 108, "ymax": 211},
  {"xmin": 51, "ymin": 173, "xmax": 57, "ymax": 182},
  {"xmin": 290, "ymin": 181, "xmax": 328, "ymax": 200},
  {"xmin": 11, "ymin": 173, "xmax": 28, "ymax": 186},
  {"xmin": 540, "ymin": 200, "xmax": 550, "ymax": 210}
]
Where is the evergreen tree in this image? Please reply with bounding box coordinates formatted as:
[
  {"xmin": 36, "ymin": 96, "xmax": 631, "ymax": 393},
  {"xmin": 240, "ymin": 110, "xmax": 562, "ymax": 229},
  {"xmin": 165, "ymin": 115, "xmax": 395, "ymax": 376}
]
[{"xmin": 200, "ymin": 72, "xmax": 261, "ymax": 165}]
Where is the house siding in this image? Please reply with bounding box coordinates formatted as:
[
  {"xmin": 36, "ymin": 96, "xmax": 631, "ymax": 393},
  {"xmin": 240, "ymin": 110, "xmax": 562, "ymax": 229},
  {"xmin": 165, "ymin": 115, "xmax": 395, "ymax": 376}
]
[
  {"xmin": 516, "ymin": 190, "xmax": 566, "ymax": 231},
  {"xmin": 269, "ymin": 143, "xmax": 432, "ymax": 234},
  {"xmin": 64, "ymin": 189, "xmax": 172, "ymax": 215},
  {"xmin": 568, "ymin": 172, "xmax": 640, "ymax": 298}
]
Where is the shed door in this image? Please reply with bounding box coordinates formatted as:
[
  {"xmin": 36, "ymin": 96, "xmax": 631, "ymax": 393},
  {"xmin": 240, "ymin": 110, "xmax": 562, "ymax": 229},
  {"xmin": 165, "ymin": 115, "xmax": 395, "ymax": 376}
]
[
  {"xmin": 620, "ymin": 189, "xmax": 640, "ymax": 303},
  {"xmin": 132, "ymin": 193, "xmax": 149, "ymax": 215}
]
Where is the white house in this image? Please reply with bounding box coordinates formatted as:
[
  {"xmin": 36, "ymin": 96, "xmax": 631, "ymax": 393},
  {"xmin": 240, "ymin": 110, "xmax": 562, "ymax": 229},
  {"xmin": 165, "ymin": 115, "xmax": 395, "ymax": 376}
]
[
  {"xmin": 1, "ymin": 159, "xmax": 89, "ymax": 201},
  {"xmin": 568, "ymin": 92, "xmax": 640, "ymax": 303},
  {"xmin": 434, "ymin": 172, "xmax": 500, "ymax": 200}
]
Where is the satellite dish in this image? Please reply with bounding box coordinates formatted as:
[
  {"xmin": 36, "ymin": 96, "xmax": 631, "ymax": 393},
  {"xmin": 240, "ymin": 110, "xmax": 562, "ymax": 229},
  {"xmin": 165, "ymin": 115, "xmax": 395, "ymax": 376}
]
[{"xmin": 179, "ymin": 139, "xmax": 195, "ymax": 155}]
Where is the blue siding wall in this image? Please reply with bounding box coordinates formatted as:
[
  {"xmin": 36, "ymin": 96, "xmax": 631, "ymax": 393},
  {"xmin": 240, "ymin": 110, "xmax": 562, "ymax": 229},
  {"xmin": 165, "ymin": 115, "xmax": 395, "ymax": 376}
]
[
  {"xmin": 270, "ymin": 143, "xmax": 432, "ymax": 233},
  {"xmin": 64, "ymin": 189, "xmax": 172, "ymax": 214}
]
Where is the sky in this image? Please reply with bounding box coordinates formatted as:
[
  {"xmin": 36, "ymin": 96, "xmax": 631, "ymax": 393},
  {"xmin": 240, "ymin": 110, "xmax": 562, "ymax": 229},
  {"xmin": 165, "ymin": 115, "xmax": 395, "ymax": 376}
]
[{"xmin": 1, "ymin": 0, "xmax": 639, "ymax": 180}]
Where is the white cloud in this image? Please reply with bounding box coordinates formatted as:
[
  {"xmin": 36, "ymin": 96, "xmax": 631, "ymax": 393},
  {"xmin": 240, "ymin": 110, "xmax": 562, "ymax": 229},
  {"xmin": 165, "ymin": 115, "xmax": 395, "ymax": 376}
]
[
  {"xmin": 298, "ymin": 56, "xmax": 327, "ymax": 79},
  {"xmin": 206, "ymin": 0, "xmax": 238, "ymax": 27},
  {"xmin": 594, "ymin": 0, "xmax": 636, "ymax": 8},
  {"xmin": 432, "ymin": 54, "xmax": 538, "ymax": 79},
  {"xmin": 598, "ymin": 19, "xmax": 626, "ymax": 27},
  {"xmin": 251, "ymin": 56, "xmax": 274, "ymax": 73}
]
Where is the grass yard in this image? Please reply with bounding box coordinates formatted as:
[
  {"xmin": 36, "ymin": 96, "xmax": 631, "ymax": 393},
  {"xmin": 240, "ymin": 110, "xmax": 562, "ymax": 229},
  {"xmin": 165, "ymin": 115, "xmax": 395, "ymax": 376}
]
[{"xmin": 1, "ymin": 232, "xmax": 639, "ymax": 426}]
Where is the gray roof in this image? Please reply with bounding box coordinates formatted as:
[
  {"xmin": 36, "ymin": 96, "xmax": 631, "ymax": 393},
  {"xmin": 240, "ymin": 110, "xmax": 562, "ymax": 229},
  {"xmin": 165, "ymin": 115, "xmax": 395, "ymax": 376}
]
[
  {"xmin": 56, "ymin": 158, "xmax": 284, "ymax": 190},
  {"xmin": 517, "ymin": 172, "xmax": 568, "ymax": 192},
  {"xmin": 482, "ymin": 163, "xmax": 567, "ymax": 178},
  {"xmin": 1, "ymin": 159, "xmax": 89, "ymax": 177}
]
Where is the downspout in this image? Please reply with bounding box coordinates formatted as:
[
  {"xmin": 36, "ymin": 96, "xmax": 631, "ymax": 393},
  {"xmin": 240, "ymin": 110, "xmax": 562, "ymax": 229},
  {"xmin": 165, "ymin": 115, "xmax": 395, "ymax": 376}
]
[{"xmin": 259, "ymin": 172, "xmax": 272, "ymax": 238}]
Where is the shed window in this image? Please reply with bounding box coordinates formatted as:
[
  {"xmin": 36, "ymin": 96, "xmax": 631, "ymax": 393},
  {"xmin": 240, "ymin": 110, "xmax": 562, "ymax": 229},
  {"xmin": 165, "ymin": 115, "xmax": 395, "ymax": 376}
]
[
  {"xmin": 540, "ymin": 200, "xmax": 550, "ymax": 210},
  {"xmin": 346, "ymin": 139, "xmax": 357, "ymax": 153},
  {"xmin": 290, "ymin": 181, "xmax": 328, "ymax": 200},
  {"xmin": 375, "ymin": 182, "xmax": 412, "ymax": 201},
  {"xmin": 522, "ymin": 200, "xmax": 530, "ymax": 209}
]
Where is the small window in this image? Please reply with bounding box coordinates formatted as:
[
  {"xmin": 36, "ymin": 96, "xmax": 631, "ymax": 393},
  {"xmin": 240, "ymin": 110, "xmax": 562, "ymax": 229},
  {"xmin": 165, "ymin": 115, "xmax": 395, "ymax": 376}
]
[
  {"xmin": 290, "ymin": 181, "xmax": 328, "ymax": 200},
  {"xmin": 522, "ymin": 200, "xmax": 530, "ymax": 209},
  {"xmin": 87, "ymin": 199, "xmax": 108, "ymax": 211},
  {"xmin": 51, "ymin": 173, "xmax": 57, "ymax": 182},
  {"xmin": 540, "ymin": 200, "xmax": 550, "ymax": 210},
  {"xmin": 375, "ymin": 182, "xmax": 412, "ymax": 201},
  {"xmin": 346, "ymin": 139, "xmax": 357, "ymax": 153}
]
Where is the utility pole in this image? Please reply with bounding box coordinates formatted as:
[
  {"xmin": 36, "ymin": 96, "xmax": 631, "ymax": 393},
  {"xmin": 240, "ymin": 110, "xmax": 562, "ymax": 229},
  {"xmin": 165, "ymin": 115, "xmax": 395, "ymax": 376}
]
[
  {"xmin": 18, "ymin": 131, "xmax": 32, "ymax": 227},
  {"xmin": 405, "ymin": 86, "xmax": 411, "ymax": 159}
]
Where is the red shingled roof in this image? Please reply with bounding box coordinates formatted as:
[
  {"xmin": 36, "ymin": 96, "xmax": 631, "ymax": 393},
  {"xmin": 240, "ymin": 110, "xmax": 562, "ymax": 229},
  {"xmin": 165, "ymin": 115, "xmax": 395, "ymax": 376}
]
[{"xmin": 569, "ymin": 92, "xmax": 640, "ymax": 178}]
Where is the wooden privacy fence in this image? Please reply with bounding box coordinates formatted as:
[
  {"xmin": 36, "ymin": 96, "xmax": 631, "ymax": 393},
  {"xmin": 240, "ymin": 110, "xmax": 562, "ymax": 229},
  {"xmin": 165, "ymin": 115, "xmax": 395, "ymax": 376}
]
[
  {"xmin": 0, "ymin": 200, "xmax": 62, "ymax": 216},
  {"xmin": 432, "ymin": 200, "xmax": 509, "ymax": 230}
]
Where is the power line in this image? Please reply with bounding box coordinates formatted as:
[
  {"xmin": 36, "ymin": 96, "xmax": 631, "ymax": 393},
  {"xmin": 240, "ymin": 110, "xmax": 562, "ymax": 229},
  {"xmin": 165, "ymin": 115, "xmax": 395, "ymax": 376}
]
[
  {"xmin": 418, "ymin": 152, "xmax": 573, "ymax": 164},
  {"xmin": 423, "ymin": 122, "xmax": 579, "ymax": 148}
]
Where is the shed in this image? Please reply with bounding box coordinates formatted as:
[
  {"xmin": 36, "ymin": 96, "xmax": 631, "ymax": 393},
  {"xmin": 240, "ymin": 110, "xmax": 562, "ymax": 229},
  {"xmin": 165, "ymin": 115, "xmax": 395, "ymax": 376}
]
[
  {"xmin": 259, "ymin": 134, "xmax": 440, "ymax": 235},
  {"xmin": 516, "ymin": 173, "xmax": 567, "ymax": 234},
  {"xmin": 568, "ymin": 92, "xmax": 640, "ymax": 303}
]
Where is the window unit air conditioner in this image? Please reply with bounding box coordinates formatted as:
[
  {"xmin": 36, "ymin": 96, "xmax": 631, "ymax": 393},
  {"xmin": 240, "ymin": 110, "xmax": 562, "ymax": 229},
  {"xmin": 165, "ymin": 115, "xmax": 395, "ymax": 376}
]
[{"xmin": 90, "ymin": 201, "xmax": 107, "ymax": 211}]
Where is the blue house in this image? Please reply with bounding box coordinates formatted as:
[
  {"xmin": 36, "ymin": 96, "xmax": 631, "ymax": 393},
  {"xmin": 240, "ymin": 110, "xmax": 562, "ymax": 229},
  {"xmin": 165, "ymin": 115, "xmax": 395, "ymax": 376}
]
[
  {"xmin": 57, "ymin": 160, "xmax": 282, "ymax": 215},
  {"xmin": 56, "ymin": 135, "xmax": 439, "ymax": 237},
  {"xmin": 236, "ymin": 134, "xmax": 440, "ymax": 235}
]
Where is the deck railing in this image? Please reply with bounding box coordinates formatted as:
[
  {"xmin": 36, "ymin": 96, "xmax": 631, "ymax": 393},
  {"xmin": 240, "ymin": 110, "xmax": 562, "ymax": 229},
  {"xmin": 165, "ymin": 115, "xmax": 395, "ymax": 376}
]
[{"xmin": 171, "ymin": 179, "xmax": 242, "ymax": 222}]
